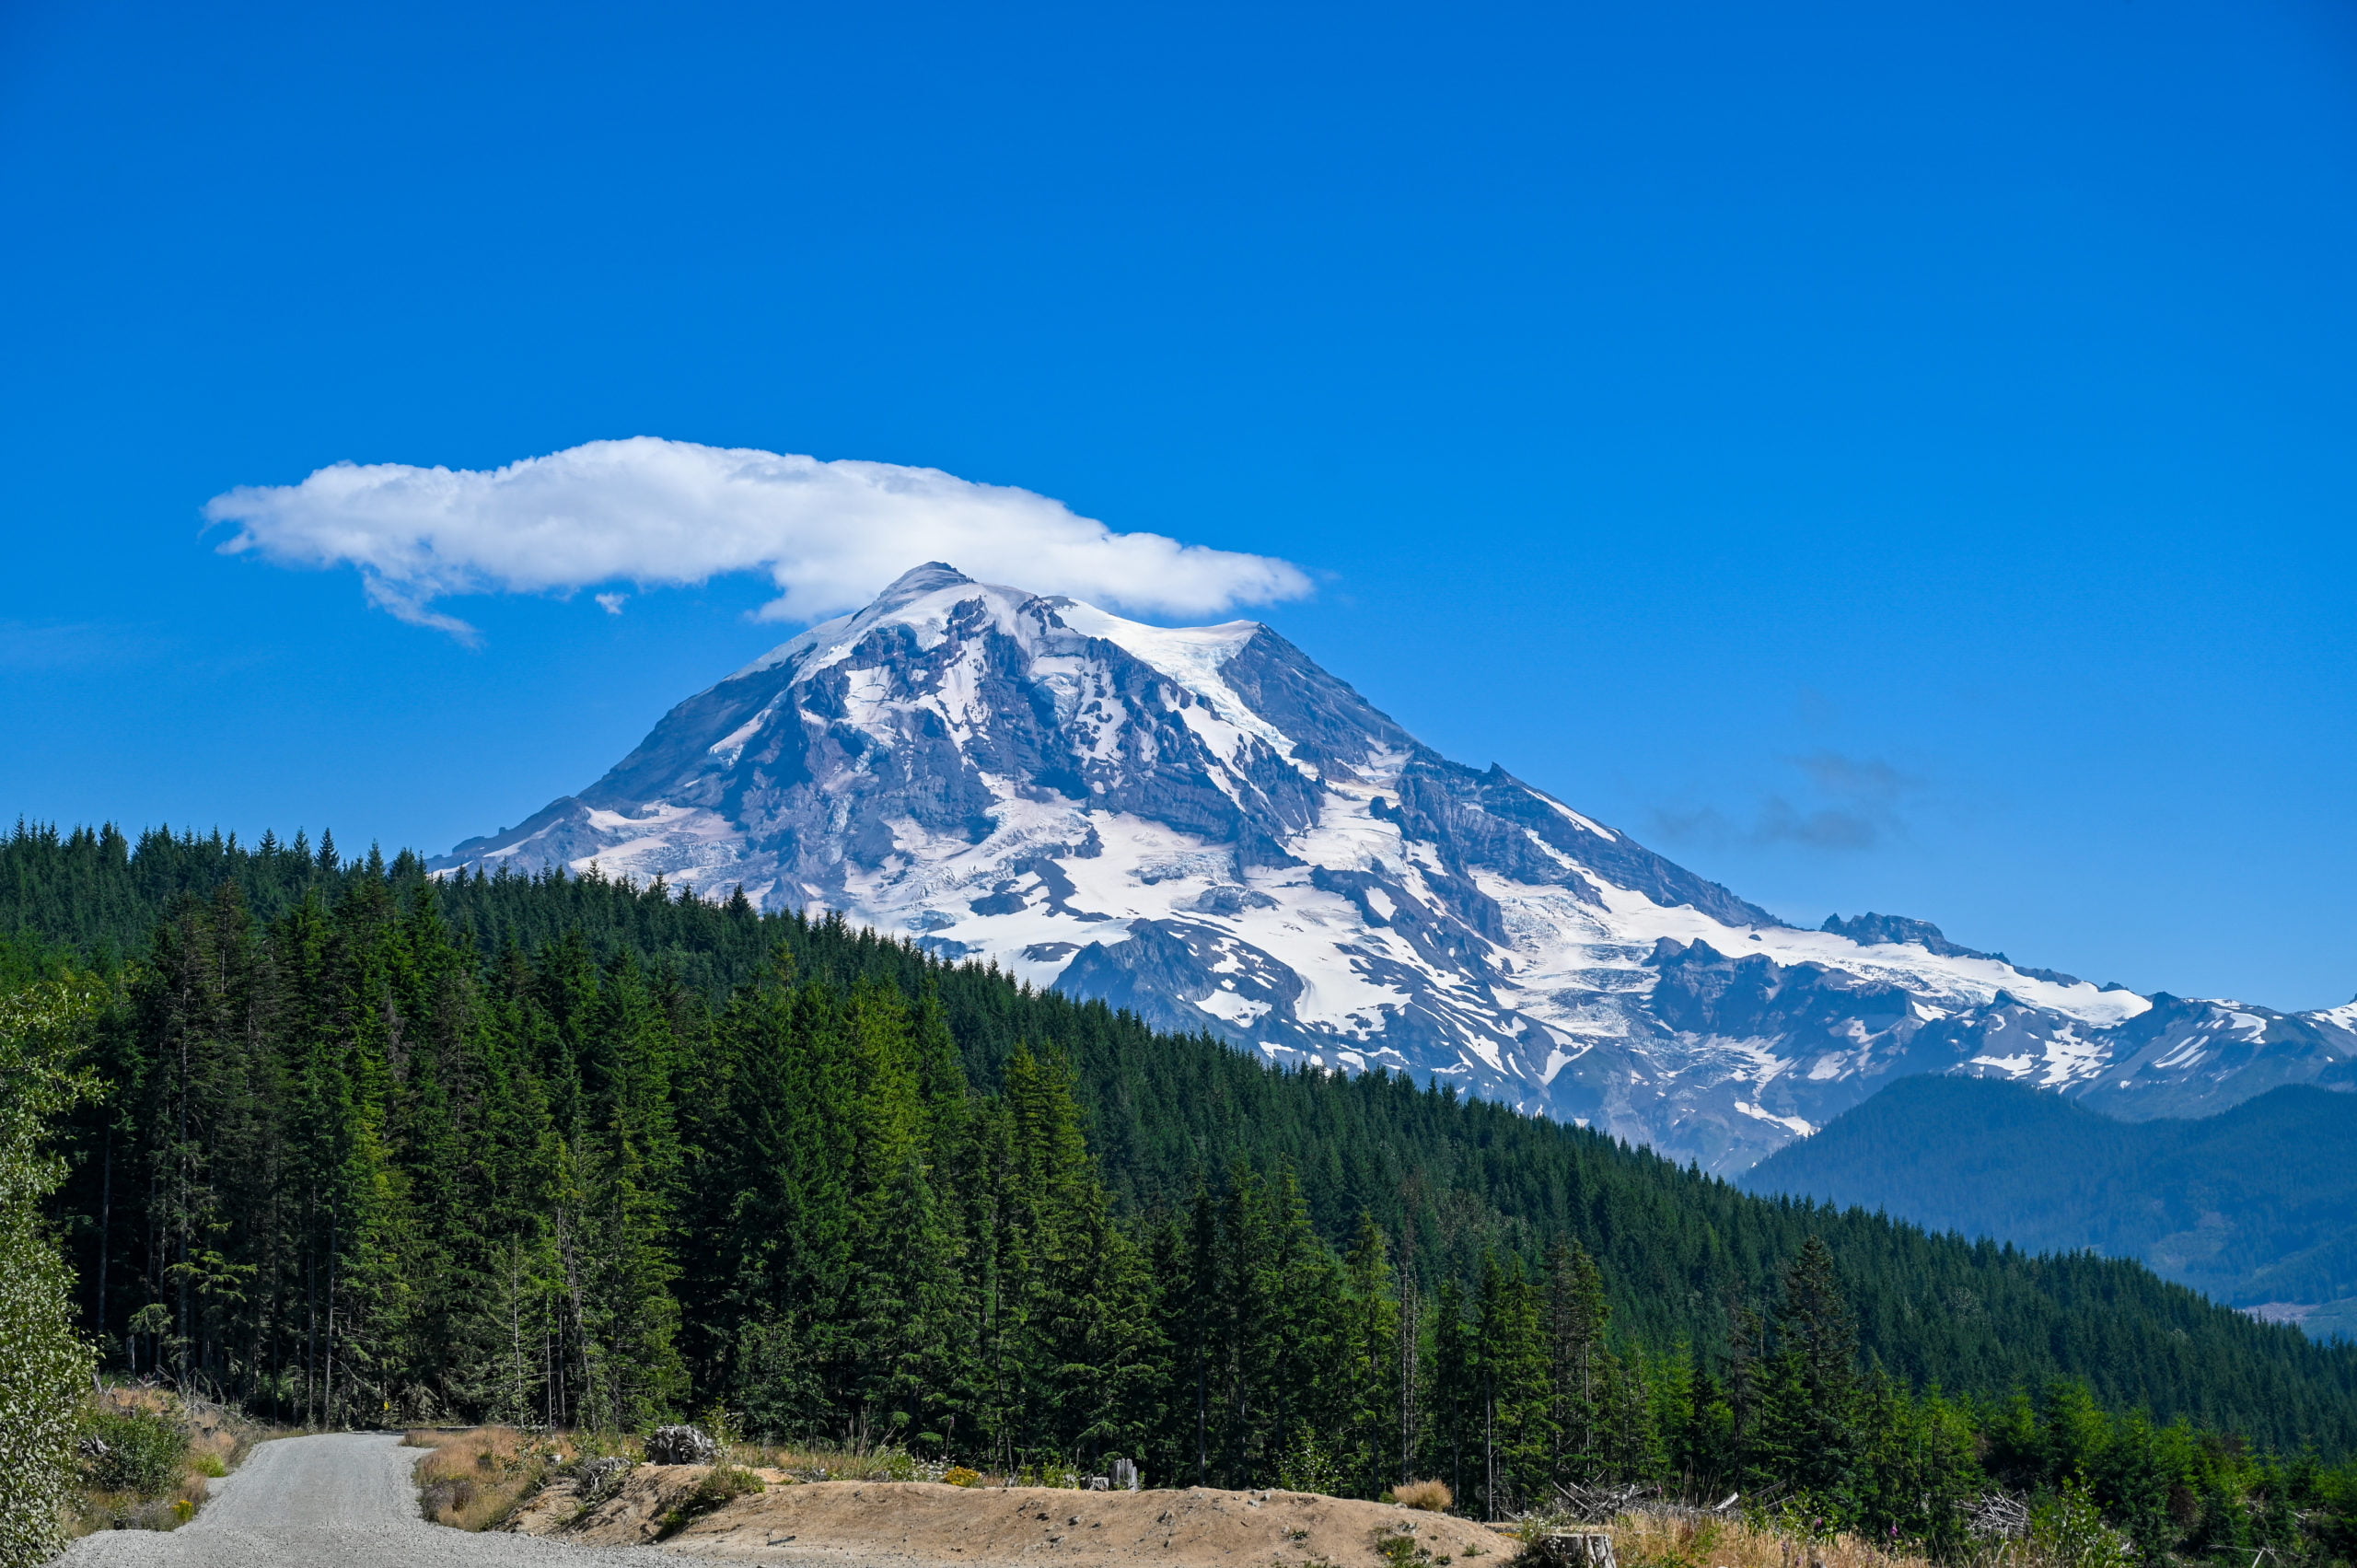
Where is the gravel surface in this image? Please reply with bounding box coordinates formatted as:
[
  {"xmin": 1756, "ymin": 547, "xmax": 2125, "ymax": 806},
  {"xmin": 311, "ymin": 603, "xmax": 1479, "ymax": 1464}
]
[{"xmin": 56, "ymin": 1433, "xmax": 727, "ymax": 1568}]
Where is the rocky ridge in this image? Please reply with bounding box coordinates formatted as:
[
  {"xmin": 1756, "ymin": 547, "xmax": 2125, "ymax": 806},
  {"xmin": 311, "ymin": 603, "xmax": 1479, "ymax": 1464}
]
[{"xmin": 433, "ymin": 564, "xmax": 2357, "ymax": 1171}]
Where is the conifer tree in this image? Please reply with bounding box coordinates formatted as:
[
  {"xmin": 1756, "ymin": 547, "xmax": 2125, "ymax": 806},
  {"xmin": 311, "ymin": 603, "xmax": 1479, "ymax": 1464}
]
[
  {"xmin": 983, "ymin": 1044, "xmax": 1156, "ymax": 1468},
  {"xmin": 1339, "ymin": 1214, "xmax": 1402, "ymax": 1496},
  {"xmin": 1264, "ymin": 1169, "xmax": 1347, "ymax": 1493},
  {"xmin": 1548, "ymin": 1236, "xmax": 1612, "ymax": 1482},
  {"xmin": 1475, "ymin": 1249, "xmax": 1549, "ymax": 1516},
  {"xmin": 1169, "ymin": 1179, "xmax": 1224, "ymax": 1485},
  {"xmin": 1755, "ymin": 1237, "xmax": 1864, "ymax": 1521},
  {"xmin": 841, "ymin": 982, "xmax": 966, "ymax": 1446},
  {"xmin": 1853, "ymin": 1373, "xmax": 1978, "ymax": 1555},
  {"xmin": 1429, "ymin": 1276, "xmax": 1478, "ymax": 1502},
  {"xmin": 1595, "ymin": 1345, "xmax": 1661, "ymax": 1485},
  {"xmin": 1213, "ymin": 1165, "xmax": 1278, "ymax": 1484}
]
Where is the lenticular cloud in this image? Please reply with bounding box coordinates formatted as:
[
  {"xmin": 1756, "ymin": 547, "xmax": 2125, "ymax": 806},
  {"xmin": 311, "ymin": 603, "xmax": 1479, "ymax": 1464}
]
[{"xmin": 205, "ymin": 437, "xmax": 1312, "ymax": 639}]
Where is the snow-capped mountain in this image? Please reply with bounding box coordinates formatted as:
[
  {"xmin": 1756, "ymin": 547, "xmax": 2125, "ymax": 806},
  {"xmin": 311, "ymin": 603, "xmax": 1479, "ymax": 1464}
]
[{"xmin": 434, "ymin": 564, "xmax": 2357, "ymax": 1171}]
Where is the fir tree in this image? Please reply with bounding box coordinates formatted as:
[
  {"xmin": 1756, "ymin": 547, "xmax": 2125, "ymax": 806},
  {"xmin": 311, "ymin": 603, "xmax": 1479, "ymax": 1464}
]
[
  {"xmin": 1429, "ymin": 1277, "xmax": 1478, "ymax": 1501},
  {"xmin": 1475, "ymin": 1249, "xmax": 1549, "ymax": 1517},
  {"xmin": 1755, "ymin": 1236, "xmax": 1865, "ymax": 1521},
  {"xmin": 1548, "ymin": 1236, "xmax": 1612, "ymax": 1481},
  {"xmin": 1339, "ymin": 1214, "xmax": 1402, "ymax": 1495}
]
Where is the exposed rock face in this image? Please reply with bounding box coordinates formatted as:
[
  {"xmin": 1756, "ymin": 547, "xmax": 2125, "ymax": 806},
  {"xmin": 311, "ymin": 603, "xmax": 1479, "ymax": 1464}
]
[{"xmin": 435, "ymin": 564, "xmax": 2356, "ymax": 1172}]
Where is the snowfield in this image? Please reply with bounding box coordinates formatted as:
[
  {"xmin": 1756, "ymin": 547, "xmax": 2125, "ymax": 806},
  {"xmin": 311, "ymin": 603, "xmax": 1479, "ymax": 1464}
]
[{"xmin": 435, "ymin": 564, "xmax": 2357, "ymax": 1172}]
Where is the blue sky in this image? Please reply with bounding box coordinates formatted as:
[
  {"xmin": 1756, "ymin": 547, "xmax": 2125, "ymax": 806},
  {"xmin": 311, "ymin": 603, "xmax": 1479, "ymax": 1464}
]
[{"xmin": 3, "ymin": 0, "xmax": 2354, "ymax": 1007}]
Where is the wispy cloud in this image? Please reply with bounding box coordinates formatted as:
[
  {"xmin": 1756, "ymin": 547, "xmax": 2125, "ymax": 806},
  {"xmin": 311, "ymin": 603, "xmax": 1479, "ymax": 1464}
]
[
  {"xmin": 1650, "ymin": 750, "xmax": 1923, "ymax": 854},
  {"xmin": 204, "ymin": 437, "xmax": 1314, "ymax": 642}
]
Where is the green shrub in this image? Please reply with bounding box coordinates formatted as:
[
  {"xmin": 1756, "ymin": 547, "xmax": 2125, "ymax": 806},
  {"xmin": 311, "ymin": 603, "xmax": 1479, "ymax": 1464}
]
[
  {"xmin": 1277, "ymin": 1430, "xmax": 1344, "ymax": 1495},
  {"xmin": 1375, "ymin": 1526, "xmax": 1438, "ymax": 1568},
  {"xmin": 81, "ymin": 1405, "xmax": 191, "ymax": 1497},
  {"xmin": 2029, "ymin": 1479, "xmax": 2133, "ymax": 1568},
  {"xmin": 0, "ymin": 980, "xmax": 100, "ymax": 1568}
]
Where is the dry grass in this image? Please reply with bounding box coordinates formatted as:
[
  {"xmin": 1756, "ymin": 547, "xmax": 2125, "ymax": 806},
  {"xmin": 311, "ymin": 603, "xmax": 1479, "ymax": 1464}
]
[
  {"xmin": 406, "ymin": 1425, "xmax": 967, "ymax": 1532},
  {"xmin": 716, "ymin": 1438, "xmax": 957, "ymax": 1481},
  {"xmin": 407, "ymin": 1426, "xmax": 579, "ymax": 1531},
  {"xmin": 1390, "ymin": 1481, "xmax": 1456, "ymax": 1513},
  {"xmin": 1606, "ymin": 1510, "xmax": 1931, "ymax": 1568}
]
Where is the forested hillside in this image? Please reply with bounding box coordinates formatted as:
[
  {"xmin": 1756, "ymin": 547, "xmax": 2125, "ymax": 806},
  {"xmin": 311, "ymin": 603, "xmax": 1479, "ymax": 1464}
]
[
  {"xmin": 1743, "ymin": 1074, "xmax": 2357, "ymax": 1321},
  {"xmin": 6, "ymin": 819, "xmax": 2357, "ymax": 1558}
]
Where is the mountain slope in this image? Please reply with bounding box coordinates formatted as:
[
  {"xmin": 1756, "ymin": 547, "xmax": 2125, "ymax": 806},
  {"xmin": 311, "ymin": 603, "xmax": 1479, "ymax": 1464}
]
[
  {"xmin": 431, "ymin": 563, "xmax": 2357, "ymax": 1170},
  {"xmin": 1741, "ymin": 1074, "xmax": 2357, "ymax": 1331}
]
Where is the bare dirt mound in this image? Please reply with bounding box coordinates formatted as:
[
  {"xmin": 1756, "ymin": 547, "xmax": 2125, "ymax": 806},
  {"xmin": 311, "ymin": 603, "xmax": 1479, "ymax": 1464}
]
[{"xmin": 513, "ymin": 1469, "xmax": 1516, "ymax": 1568}]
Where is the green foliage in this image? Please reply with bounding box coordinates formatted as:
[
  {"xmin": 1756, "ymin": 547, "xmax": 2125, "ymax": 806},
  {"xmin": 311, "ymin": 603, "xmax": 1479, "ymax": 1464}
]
[
  {"xmin": 2030, "ymin": 1477, "xmax": 2136, "ymax": 1568},
  {"xmin": 78, "ymin": 1403, "xmax": 190, "ymax": 1497},
  {"xmin": 9, "ymin": 821, "xmax": 2357, "ymax": 1450},
  {"xmin": 5, "ymin": 822, "xmax": 2357, "ymax": 1564},
  {"xmin": 1751, "ymin": 1237, "xmax": 1864, "ymax": 1515},
  {"xmin": 1742, "ymin": 1074, "xmax": 2357, "ymax": 1315},
  {"xmin": 1279, "ymin": 1428, "xmax": 1347, "ymax": 1494},
  {"xmin": 0, "ymin": 975, "xmax": 101, "ymax": 1568}
]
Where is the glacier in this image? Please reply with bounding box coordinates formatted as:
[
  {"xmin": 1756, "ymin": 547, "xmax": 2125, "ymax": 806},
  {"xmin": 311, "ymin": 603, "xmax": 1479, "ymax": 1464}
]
[{"xmin": 432, "ymin": 563, "xmax": 2357, "ymax": 1172}]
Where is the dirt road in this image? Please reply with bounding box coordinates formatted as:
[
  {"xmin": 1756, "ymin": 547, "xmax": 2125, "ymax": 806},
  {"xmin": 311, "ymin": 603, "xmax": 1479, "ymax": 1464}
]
[
  {"xmin": 54, "ymin": 1432, "xmax": 1515, "ymax": 1568},
  {"xmin": 55, "ymin": 1432, "xmax": 728, "ymax": 1568}
]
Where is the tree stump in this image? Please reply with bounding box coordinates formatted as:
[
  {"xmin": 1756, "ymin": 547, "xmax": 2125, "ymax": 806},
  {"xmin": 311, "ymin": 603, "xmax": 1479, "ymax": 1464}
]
[{"xmin": 644, "ymin": 1424, "xmax": 718, "ymax": 1465}]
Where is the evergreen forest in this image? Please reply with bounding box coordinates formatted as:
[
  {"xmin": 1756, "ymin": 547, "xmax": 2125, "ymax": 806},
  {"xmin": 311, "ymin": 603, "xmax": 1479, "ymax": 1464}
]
[
  {"xmin": 1743, "ymin": 1074, "xmax": 2357, "ymax": 1319},
  {"xmin": 6, "ymin": 819, "xmax": 2357, "ymax": 1563}
]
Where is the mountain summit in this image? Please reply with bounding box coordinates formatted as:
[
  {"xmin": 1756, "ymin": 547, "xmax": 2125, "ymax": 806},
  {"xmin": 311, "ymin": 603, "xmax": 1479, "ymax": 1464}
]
[{"xmin": 435, "ymin": 564, "xmax": 2357, "ymax": 1169}]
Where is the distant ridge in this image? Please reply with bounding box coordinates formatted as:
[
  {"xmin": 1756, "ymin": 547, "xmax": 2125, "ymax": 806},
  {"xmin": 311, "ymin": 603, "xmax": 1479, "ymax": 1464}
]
[{"xmin": 1743, "ymin": 1073, "xmax": 2357, "ymax": 1334}]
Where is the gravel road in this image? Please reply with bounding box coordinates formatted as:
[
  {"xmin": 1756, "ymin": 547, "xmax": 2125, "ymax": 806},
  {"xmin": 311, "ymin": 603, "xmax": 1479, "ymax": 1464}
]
[{"xmin": 56, "ymin": 1433, "xmax": 725, "ymax": 1568}]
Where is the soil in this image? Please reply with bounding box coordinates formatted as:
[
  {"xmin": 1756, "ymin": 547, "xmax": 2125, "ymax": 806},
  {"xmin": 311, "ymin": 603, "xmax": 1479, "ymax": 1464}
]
[{"xmin": 511, "ymin": 1469, "xmax": 1521, "ymax": 1568}]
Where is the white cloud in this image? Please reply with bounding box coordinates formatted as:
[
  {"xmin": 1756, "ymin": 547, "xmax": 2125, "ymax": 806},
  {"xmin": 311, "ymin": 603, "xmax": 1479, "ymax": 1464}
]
[
  {"xmin": 595, "ymin": 592, "xmax": 628, "ymax": 616},
  {"xmin": 205, "ymin": 436, "xmax": 1312, "ymax": 641}
]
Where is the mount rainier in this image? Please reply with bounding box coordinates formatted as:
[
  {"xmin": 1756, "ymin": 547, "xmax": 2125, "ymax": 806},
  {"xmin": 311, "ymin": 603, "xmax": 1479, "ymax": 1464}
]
[{"xmin": 434, "ymin": 563, "xmax": 2357, "ymax": 1171}]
